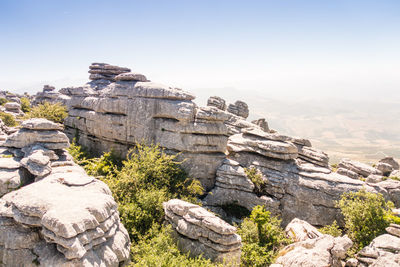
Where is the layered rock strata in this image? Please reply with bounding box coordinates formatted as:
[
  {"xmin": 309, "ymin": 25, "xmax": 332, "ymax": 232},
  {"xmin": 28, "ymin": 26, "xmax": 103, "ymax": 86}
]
[
  {"xmin": 33, "ymin": 85, "xmax": 70, "ymax": 106},
  {"xmin": 0, "ymin": 118, "xmax": 131, "ymax": 266},
  {"xmin": 163, "ymin": 199, "xmax": 241, "ymax": 265},
  {"xmin": 227, "ymin": 100, "xmax": 249, "ymax": 119},
  {"xmin": 63, "ymin": 64, "xmax": 229, "ymax": 190},
  {"xmin": 275, "ymin": 218, "xmax": 353, "ymax": 267},
  {"xmin": 355, "ymin": 223, "xmax": 400, "ymax": 266},
  {"xmin": 204, "ymin": 127, "xmax": 400, "ymax": 226}
]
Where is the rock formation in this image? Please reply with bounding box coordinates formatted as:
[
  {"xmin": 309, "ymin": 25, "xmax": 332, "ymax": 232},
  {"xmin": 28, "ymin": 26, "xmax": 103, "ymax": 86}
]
[
  {"xmin": 4, "ymin": 101, "xmax": 23, "ymax": 116},
  {"xmin": 163, "ymin": 199, "xmax": 241, "ymax": 265},
  {"xmin": 227, "ymin": 101, "xmax": 249, "ymax": 119},
  {"xmin": 33, "ymin": 85, "xmax": 70, "ymax": 106},
  {"xmin": 62, "ymin": 63, "xmax": 229, "ymax": 190},
  {"xmin": 275, "ymin": 218, "xmax": 353, "ymax": 267},
  {"xmin": 0, "ymin": 118, "xmax": 131, "ymax": 266},
  {"xmin": 204, "ymin": 127, "xmax": 400, "ymax": 226},
  {"xmin": 207, "ymin": 96, "xmax": 227, "ymax": 111},
  {"xmin": 355, "ymin": 223, "xmax": 400, "ymax": 266}
]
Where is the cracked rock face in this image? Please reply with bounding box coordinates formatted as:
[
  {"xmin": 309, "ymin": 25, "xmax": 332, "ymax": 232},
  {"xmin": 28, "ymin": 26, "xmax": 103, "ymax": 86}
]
[
  {"xmin": 62, "ymin": 64, "xmax": 229, "ymax": 190},
  {"xmin": 204, "ymin": 126, "xmax": 400, "ymax": 226},
  {"xmin": 275, "ymin": 218, "xmax": 353, "ymax": 267},
  {"xmin": 338, "ymin": 158, "xmax": 382, "ymax": 178},
  {"xmin": 163, "ymin": 199, "xmax": 241, "ymax": 266},
  {"xmin": 355, "ymin": 224, "xmax": 400, "ymax": 266},
  {"xmin": 0, "ymin": 119, "xmax": 131, "ymax": 266},
  {"xmin": 33, "ymin": 85, "xmax": 70, "ymax": 106},
  {"xmin": 227, "ymin": 100, "xmax": 249, "ymax": 119}
]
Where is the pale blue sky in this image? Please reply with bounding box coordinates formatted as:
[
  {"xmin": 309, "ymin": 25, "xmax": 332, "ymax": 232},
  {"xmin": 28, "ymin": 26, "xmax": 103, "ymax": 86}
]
[{"xmin": 0, "ymin": 0, "xmax": 399, "ymax": 102}]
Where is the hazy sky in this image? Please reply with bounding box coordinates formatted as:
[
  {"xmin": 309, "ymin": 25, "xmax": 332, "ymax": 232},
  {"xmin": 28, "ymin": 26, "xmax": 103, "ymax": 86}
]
[{"xmin": 1, "ymin": 0, "xmax": 399, "ymax": 102}]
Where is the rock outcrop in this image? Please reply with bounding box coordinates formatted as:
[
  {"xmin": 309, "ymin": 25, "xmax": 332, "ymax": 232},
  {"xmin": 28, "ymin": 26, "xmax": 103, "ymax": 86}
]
[
  {"xmin": 207, "ymin": 96, "xmax": 227, "ymax": 111},
  {"xmin": 227, "ymin": 101, "xmax": 249, "ymax": 119},
  {"xmin": 275, "ymin": 218, "xmax": 353, "ymax": 267},
  {"xmin": 63, "ymin": 63, "xmax": 229, "ymax": 190},
  {"xmin": 33, "ymin": 85, "xmax": 70, "ymax": 106},
  {"xmin": 355, "ymin": 223, "xmax": 400, "ymax": 266},
  {"xmin": 338, "ymin": 158, "xmax": 382, "ymax": 178},
  {"xmin": 204, "ymin": 127, "xmax": 400, "ymax": 226},
  {"xmin": 163, "ymin": 199, "xmax": 241, "ymax": 265},
  {"xmin": 4, "ymin": 101, "xmax": 23, "ymax": 116},
  {"xmin": 0, "ymin": 118, "xmax": 131, "ymax": 266}
]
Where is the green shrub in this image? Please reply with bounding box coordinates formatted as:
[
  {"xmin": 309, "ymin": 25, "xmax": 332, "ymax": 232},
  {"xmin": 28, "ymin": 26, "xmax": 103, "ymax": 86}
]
[
  {"xmin": 20, "ymin": 97, "xmax": 31, "ymax": 113},
  {"xmin": 130, "ymin": 225, "xmax": 216, "ymax": 267},
  {"xmin": 0, "ymin": 98, "xmax": 7, "ymax": 106},
  {"xmin": 383, "ymin": 176, "xmax": 400, "ymax": 181},
  {"xmin": 245, "ymin": 167, "xmax": 265, "ymax": 192},
  {"xmin": 238, "ymin": 205, "xmax": 290, "ymax": 266},
  {"xmin": 104, "ymin": 143, "xmax": 203, "ymax": 242},
  {"xmin": 337, "ymin": 190, "xmax": 394, "ymax": 251},
  {"xmin": 24, "ymin": 101, "xmax": 67, "ymax": 123},
  {"xmin": 319, "ymin": 220, "xmax": 342, "ymax": 237},
  {"xmin": 0, "ymin": 112, "xmax": 17, "ymax": 127},
  {"xmin": 331, "ymin": 164, "xmax": 338, "ymax": 172}
]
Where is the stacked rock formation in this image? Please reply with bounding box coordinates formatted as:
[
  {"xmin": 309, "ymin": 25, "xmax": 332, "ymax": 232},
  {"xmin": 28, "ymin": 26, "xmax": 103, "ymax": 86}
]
[
  {"xmin": 4, "ymin": 101, "xmax": 23, "ymax": 116},
  {"xmin": 62, "ymin": 63, "xmax": 229, "ymax": 190},
  {"xmin": 33, "ymin": 85, "xmax": 70, "ymax": 106},
  {"xmin": 227, "ymin": 101, "xmax": 249, "ymax": 119},
  {"xmin": 354, "ymin": 223, "xmax": 400, "ymax": 266},
  {"xmin": 204, "ymin": 126, "xmax": 400, "ymax": 226},
  {"xmin": 163, "ymin": 199, "xmax": 242, "ymax": 265},
  {"xmin": 337, "ymin": 158, "xmax": 382, "ymax": 179},
  {"xmin": 274, "ymin": 218, "xmax": 353, "ymax": 267},
  {"xmin": 88, "ymin": 63, "xmax": 131, "ymax": 82},
  {"xmin": 0, "ymin": 118, "xmax": 130, "ymax": 266},
  {"xmin": 207, "ymin": 96, "xmax": 227, "ymax": 111}
]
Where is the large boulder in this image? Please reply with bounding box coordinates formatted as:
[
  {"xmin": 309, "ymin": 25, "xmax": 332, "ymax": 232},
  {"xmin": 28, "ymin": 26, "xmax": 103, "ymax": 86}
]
[
  {"xmin": 338, "ymin": 159, "xmax": 382, "ymax": 178},
  {"xmin": 163, "ymin": 199, "xmax": 241, "ymax": 265},
  {"xmin": 380, "ymin": 157, "xmax": 399, "ymax": 171}
]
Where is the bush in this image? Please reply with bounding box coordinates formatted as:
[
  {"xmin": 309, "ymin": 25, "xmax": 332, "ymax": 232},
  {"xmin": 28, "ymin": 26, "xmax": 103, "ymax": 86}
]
[
  {"xmin": 103, "ymin": 143, "xmax": 203, "ymax": 242},
  {"xmin": 337, "ymin": 190, "xmax": 394, "ymax": 250},
  {"xmin": 24, "ymin": 101, "xmax": 67, "ymax": 123},
  {"xmin": 0, "ymin": 98, "xmax": 7, "ymax": 106},
  {"xmin": 245, "ymin": 167, "xmax": 265, "ymax": 192},
  {"xmin": 319, "ymin": 220, "xmax": 342, "ymax": 237},
  {"xmin": 238, "ymin": 205, "xmax": 290, "ymax": 266},
  {"xmin": 20, "ymin": 97, "xmax": 31, "ymax": 113},
  {"xmin": 130, "ymin": 225, "xmax": 216, "ymax": 267},
  {"xmin": 0, "ymin": 112, "xmax": 17, "ymax": 127}
]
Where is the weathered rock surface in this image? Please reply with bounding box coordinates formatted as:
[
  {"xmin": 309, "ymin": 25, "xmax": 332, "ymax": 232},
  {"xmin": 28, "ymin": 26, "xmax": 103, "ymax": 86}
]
[
  {"xmin": 62, "ymin": 64, "xmax": 229, "ymax": 190},
  {"xmin": 227, "ymin": 100, "xmax": 249, "ymax": 119},
  {"xmin": 207, "ymin": 96, "xmax": 227, "ymax": 111},
  {"xmin": 338, "ymin": 158, "xmax": 382, "ymax": 178},
  {"xmin": 4, "ymin": 101, "xmax": 23, "ymax": 116},
  {"xmin": 376, "ymin": 162, "xmax": 394, "ymax": 176},
  {"xmin": 251, "ymin": 118, "xmax": 270, "ymax": 132},
  {"xmin": 380, "ymin": 157, "xmax": 400, "ymax": 171},
  {"xmin": 356, "ymin": 224, "xmax": 400, "ymax": 266},
  {"xmin": 204, "ymin": 126, "xmax": 400, "ymax": 226},
  {"xmin": 0, "ymin": 119, "xmax": 131, "ymax": 266},
  {"xmin": 163, "ymin": 199, "xmax": 241, "ymax": 265},
  {"xmin": 275, "ymin": 218, "xmax": 353, "ymax": 267},
  {"xmin": 33, "ymin": 85, "xmax": 70, "ymax": 106}
]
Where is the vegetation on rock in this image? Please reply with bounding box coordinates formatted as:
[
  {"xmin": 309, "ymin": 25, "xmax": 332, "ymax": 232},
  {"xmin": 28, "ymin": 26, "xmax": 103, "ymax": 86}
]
[
  {"xmin": 245, "ymin": 167, "xmax": 265, "ymax": 192},
  {"xmin": 0, "ymin": 98, "xmax": 8, "ymax": 106},
  {"xmin": 0, "ymin": 112, "xmax": 17, "ymax": 126},
  {"xmin": 24, "ymin": 101, "xmax": 67, "ymax": 123},
  {"xmin": 20, "ymin": 97, "xmax": 31, "ymax": 113},
  {"xmin": 337, "ymin": 189, "xmax": 395, "ymax": 252},
  {"xmin": 319, "ymin": 220, "xmax": 342, "ymax": 237},
  {"xmin": 237, "ymin": 205, "xmax": 291, "ymax": 266}
]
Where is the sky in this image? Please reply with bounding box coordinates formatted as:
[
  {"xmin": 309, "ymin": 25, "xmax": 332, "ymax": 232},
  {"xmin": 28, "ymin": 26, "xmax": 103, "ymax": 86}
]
[{"xmin": 0, "ymin": 0, "xmax": 400, "ymax": 102}]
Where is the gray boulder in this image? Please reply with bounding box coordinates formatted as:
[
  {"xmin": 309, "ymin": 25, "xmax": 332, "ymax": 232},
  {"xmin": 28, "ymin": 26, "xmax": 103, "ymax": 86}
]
[
  {"xmin": 338, "ymin": 158, "xmax": 382, "ymax": 178},
  {"xmin": 380, "ymin": 157, "xmax": 399, "ymax": 170},
  {"xmin": 163, "ymin": 199, "xmax": 241, "ymax": 265},
  {"xmin": 207, "ymin": 96, "xmax": 227, "ymax": 111},
  {"xmin": 227, "ymin": 100, "xmax": 249, "ymax": 119},
  {"xmin": 376, "ymin": 162, "xmax": 394, "ymax": 176}
]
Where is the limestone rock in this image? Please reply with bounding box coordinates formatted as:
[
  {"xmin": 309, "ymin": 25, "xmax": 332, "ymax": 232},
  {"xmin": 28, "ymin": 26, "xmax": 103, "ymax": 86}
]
[
  {"xmin": 376, "ymin": 162, "xmax": 394, "ymax": 176},
  {"xmin": 207, "ymin": 96, "xmax": 227, "ymax": 111},
  {"xmin": 251, "ymin": 118, "xmax": 269, "ymax": 132},
  {"xmin": 391, "ymin": 170, "xmax": 400, "ymax": 179},
  {"xmin": 380, "ymin": 157, "xmax": 399, "ymax": 170},
  {"xmin": 285, "ymin": 218, "xmax": 324, "ymax": 242},
  {"xmin": 227, "ymin": 101, "xmax": 249, "ymax": 119},
  {"xmin": 115, "ymin": 72, "xmax": 148, "ymax": 82},
  {"xmin": 21, "ymin": 118, "xmax": 63, "ymax": 131},
  {"xmin": 356, "ymin": 225, "xmax": 400, "ymax": 266},
  {"xmin": 366, "ymin": 174, "xmax": 383, "ymax": 183},
  {"xmin": 4, "ymin": 102, "xmax": 22, "ymax": 114},
  {"xmin": 337, "ymin": 167, "xmax": 360, "ymax": 180},
  {"xmin": 275, "ymin": 234, "xmax": 352, "ymax": 267},
  {"xmin": 163, "ymin": 199, "xmax": 241, "ymax": 265},
  {"xmin": 338, "ymin": 158, "xmax": 382, "ymax": 178},
  {"xmin": 63, "ymin": 64, "xmax": 227, "ymax": 190}
]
